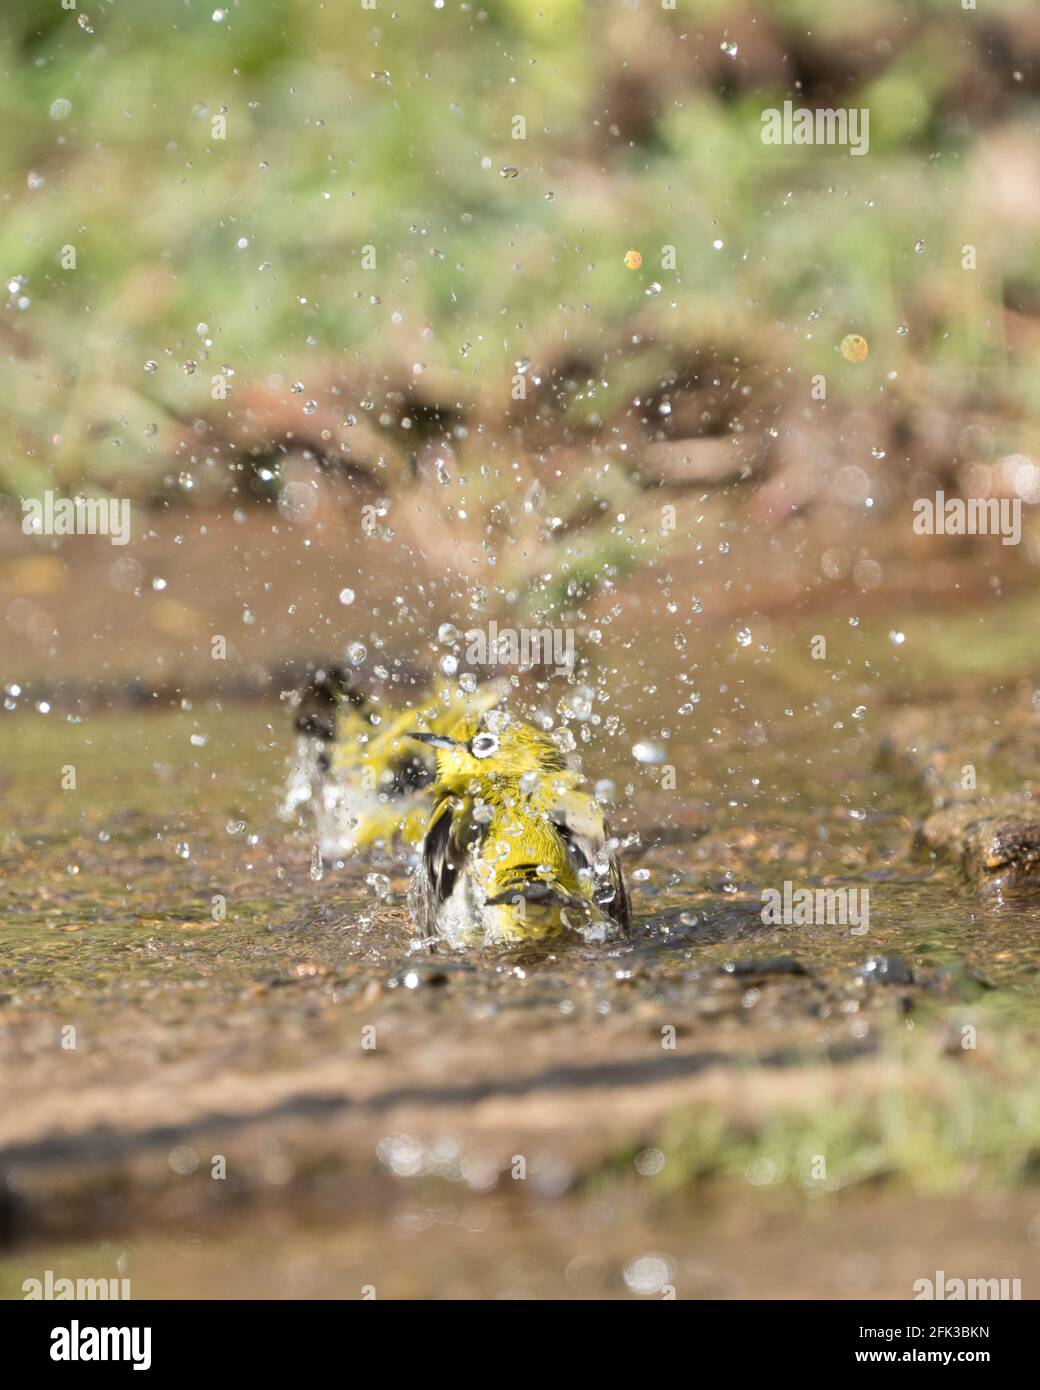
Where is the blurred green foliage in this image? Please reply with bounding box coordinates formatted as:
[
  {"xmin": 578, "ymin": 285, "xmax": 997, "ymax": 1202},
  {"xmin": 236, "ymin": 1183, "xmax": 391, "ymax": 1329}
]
[
  {"xmin": 1, "ymin": 0, "xmax": 1038, "ymax": 501},
  {"xmin": 601, "ymin": 994, "xmax": 1040, "ymax": 1197}
]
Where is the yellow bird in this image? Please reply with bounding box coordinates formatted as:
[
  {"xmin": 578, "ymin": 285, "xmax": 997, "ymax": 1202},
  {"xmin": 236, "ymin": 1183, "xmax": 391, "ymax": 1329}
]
[
  {"xmin": 282, "ymin": 669, "xmax": 504, "ymax": 856},
  {"xmin": 407, "ymin": 710, "xmax": 630, "ymax": 944}
]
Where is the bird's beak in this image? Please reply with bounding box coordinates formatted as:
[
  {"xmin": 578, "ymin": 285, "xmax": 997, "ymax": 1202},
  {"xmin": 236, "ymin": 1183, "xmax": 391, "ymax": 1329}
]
[{"xmin": 406, "ymin": 731, "xmax": 459, "ymax": 750}]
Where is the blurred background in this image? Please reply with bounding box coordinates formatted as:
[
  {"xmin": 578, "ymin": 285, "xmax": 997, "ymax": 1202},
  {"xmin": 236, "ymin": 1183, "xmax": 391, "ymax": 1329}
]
[
  {"xmin": 3, "ymin": 0, "xmax": 1040, "ymax": 661},
  {"xmin": 2, "ymin": 0, "xmax": 1040, "ymax": 1301}
]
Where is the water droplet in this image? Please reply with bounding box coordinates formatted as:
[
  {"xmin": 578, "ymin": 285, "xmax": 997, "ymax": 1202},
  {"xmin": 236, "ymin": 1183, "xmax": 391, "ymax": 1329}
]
[
  {"xmin": 840, "ymin": 334, "xmax": 869, "ymax": 363},
  {"xmin": 632, "ymin": 741, "xmax": 665, "ymax": 765},
  {"xmin": 338, "ymin": 588, "xmax": 355, "ymax": 606},
  {"xmin": 623, "ymin": 1254, "xmax": 672, "ymax": 1296},
  {"xmin": 366, "ymin": 872, "xmax": 390, "ymax": 899}
]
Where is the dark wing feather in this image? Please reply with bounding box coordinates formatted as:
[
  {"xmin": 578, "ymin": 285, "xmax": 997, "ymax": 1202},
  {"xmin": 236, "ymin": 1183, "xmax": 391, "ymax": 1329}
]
[
  {"xmin": 550, "ymin": 808, "xmax": 631, "ymax": 936},
  {"xmin": 607, "ymin": 850, "xmax": 631, "ymax": 935},
  {"xmin": 408, "ymin": 796, "xmax": 475, "ymax": 940},
  {"xmin": 551, "ymin": 815, "xmax": 592, "ymax": 872}
]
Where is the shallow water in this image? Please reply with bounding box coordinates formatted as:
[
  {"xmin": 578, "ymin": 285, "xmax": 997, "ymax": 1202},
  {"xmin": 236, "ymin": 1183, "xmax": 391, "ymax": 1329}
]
[
  {"xmin": 3, "ymin": 1190, "xmax": 1039, "ymax": 1301},
  {"xmin": 4, "ymin": 675, "xmax": 1038, "ymax": 1006},
  {"xmin": 3, "ymin": 631, "xmax": 1040, "ymax": 1296}
]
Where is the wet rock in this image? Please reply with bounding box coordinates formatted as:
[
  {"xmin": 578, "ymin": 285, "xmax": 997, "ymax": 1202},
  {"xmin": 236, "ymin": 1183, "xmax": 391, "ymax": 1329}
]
[
  {"xmin": 720, "ymin": 956, "xmax": 811, "ymax": 979},
  {"xmin": 857, "ymin": 955, "xmax": 914, "ymax": 986},
  {"xmin": 388, "ymin": 963, "xmax": 467, "ymax": 990},
  {"xmin": 881, "ymin": 705, "xmax": 1040, "ymax": 892},
  {"xmin": 948, "ymin": 815, "xmax": 1040, "ymax": 887}
]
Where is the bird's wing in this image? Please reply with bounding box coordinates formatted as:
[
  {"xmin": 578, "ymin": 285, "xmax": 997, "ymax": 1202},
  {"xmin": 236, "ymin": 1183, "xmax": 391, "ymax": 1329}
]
[
  {"xmin": 550, "ymin": 794, "xmax": 631, "ymax": 934},
  {"xmin": 408, "ymin": 794, "xmax": 475, "ymax": 939},
  {"xmin": 605, "ymin": 847, "xmax": 631, "ymax": 934}
]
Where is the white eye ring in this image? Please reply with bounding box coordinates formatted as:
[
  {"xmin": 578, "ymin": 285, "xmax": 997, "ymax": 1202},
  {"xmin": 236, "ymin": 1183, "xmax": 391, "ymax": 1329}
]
[{"xmin": 470, "ymin": 733, "xmax": 499, "ymax": 759}]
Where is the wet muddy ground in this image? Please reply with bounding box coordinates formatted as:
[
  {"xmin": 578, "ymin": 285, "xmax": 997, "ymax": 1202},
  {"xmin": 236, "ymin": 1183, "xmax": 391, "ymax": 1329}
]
[{"xmin": 3, "ymin": 626, "xmax": 1040, "ymax": 1296}]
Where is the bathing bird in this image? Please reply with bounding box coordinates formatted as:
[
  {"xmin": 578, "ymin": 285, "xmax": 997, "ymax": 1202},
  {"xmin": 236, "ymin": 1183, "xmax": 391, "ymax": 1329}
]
[{"xmin": 407, "ymin": 710, "xmax": 630, "ymax": 944}]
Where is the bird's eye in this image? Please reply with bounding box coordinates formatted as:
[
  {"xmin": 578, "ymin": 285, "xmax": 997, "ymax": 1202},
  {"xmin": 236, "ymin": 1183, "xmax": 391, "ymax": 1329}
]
[{"xmin": 470, "ymin": 733, "xmax": 499, "ymax": 759}]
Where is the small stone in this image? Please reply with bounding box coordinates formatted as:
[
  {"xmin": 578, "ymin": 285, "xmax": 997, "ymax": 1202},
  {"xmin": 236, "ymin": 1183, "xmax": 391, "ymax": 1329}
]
[{"xmin": 858, "ymin": 954, "xmax": 913, "ymax": 986}]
